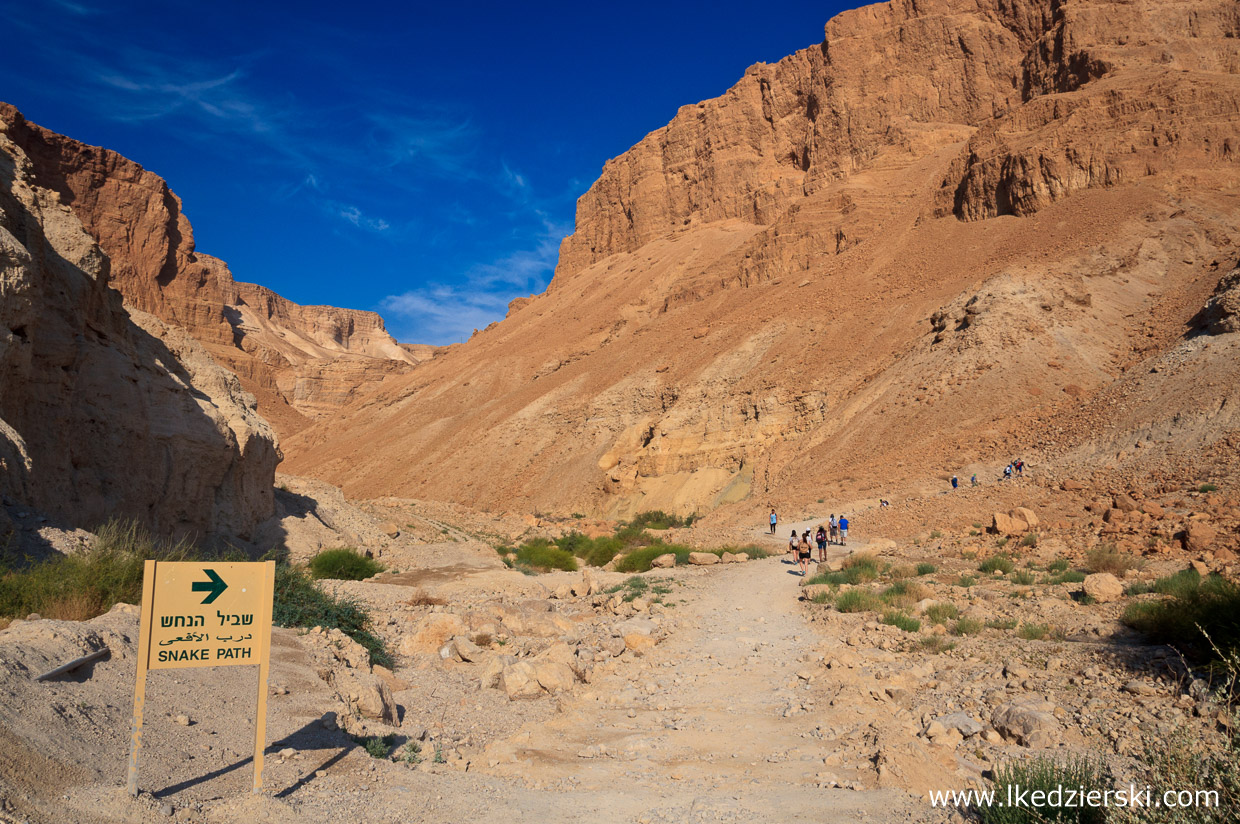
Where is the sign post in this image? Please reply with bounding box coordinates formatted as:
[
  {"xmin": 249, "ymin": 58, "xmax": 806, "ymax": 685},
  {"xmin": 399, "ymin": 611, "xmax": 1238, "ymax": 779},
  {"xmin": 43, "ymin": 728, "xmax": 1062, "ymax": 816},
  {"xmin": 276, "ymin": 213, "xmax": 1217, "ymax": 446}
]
[{"xmin": 128, "ymin": 560, "xmax": 275, "ymax": 796}]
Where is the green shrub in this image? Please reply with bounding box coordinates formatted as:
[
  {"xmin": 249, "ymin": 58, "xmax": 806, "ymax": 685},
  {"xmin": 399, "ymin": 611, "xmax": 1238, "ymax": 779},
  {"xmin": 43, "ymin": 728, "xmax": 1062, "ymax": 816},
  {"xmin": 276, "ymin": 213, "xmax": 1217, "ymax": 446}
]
[
  {"xmin": 929, "ymin": 530, "xmax": 943, "ymax": 540},
  {"xmin": 1199, "ymin": 483, "xmax": 1218, "ymax": 493},
  {"xmin": 352, "ymin": 733, "xmax": 397, "ymax": 759},
  {"xmin": 915, "ymin": 562, "xmax": 937, "ymax": 576},
  {"xmin": 808, "ymin": 590, "xmax": 833, "ymax": 604},
  {"xmin": 627, "ymin": 510, "xmax": 687, "ymax": 530},
  {"xmin": 513, "ymin": 540, "xmax": 578, "ymax": 572},
  {"xmin": 1121, "ymin": 570, "xmax": 1240, "ymax": 662},
  {"xmin": 613, "ymin": 543, "xmax": 690, "ymax": 573},
  {"xmin": 1020, "ymin": 533, "xmax": 1038, "ymax": 548},
  {"xmin": 0, "ymin": 519, "xmax": 212, "ymax": 622},
  {"xmin": 1046, "ymin": 570, "xmax": 1086, "ymax": 585},
  {"xmin": 889, "ymin": 565, "xmax": 914, "ymax": 580},
  {"xmin": 570, "ymin": 513, "xmax": 585, "ymax": 520},
  {"xmin": 272, "ymin": 562, "xmax": 391, "ymax": 667},
  {"xmin": 924, "ymin": 603, "xmax": 959, "ymax": 625},
  {"xmin": 841, "ymin": 553, "xmax": 880, "ymax": 581},
  {"xmin": 880, "ymin": 580, "xmax": 929, "ymax": 608},
  {"xmin": 952, "ymin": 617, "xmax": 984, "ymax": 636},
  {"xmin": 1047, "ymin": 558, "xmax": 1069, "ymax": 573},
  {"xmin": 554, "ymin": 532, "xmax": 623, "ymax": 567},
  {"xmin": 835, "ymin": 589, "xmax": 882, "ymax": 613},
  {"xmin": 882, "ymin": 610, "xmax": 921, "ymax": 632},
  {"xmin": 979, "ymin": 554, "xmax": 1015, "ymax": 575},
  {"xmin": 995, "ymin": 536, "xmax": 1010, "ymax": 548},
  {"xmin": 1018, "ymin": 622, "xmax": 1051, "ymax": 640},
  {"xmin": 401, "ymin": 742, "xmax": 422, "ymax": 764},
  {"xmin": 956, "ymin": 574, "xmax": 977, "ymax": 587},
  {"xmin": 978, "ymin": 755, "xmax": 1110, "ymax": 824},
  {"xmin": 919, "ymin": 636, "xmax": 956, "ymax": 653},
  {"xmin": 986, "ymin": 618, "xmax": 1018, "ymax": 630},
  {"xmin": 1085, "ymin": 543, "xmax": 1139, "ymax": 576},
  {"xmin": 1011, "ymin": 570, "xmax": 1036, "ymax": 586},
  {"xmin": 308, "ymin": 548, "xmax": 385, "ymax": 581}
]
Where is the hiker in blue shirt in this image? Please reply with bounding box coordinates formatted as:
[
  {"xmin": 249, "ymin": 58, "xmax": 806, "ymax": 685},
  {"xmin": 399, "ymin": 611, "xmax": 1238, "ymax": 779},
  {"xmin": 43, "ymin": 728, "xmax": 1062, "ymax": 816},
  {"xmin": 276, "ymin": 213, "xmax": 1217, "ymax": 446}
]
[
  {"xmin": 951, "ymin": 475, "xmax": 959, "ymax": 490},
  {"xmin": 838, "ymin": 515, "xmax": 849, "ymax": 546},
  {"xmin": 769, "ymin": 509, "xmax": 778, "ymax": 534}
]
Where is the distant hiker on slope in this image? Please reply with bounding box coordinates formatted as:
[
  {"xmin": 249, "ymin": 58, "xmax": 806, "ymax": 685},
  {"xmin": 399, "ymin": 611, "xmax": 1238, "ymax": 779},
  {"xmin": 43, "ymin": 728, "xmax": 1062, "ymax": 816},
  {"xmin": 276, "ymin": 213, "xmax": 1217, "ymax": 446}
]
[
  {"xmin": 951, "ymin": 475, "xmax": 959, "ymax": 490},
  {"xmin": 838, "ymin": 515, "xmax": 850, "ymax": 546},
  {"xmin": 815, "ymin": 525, "xmax": 827, "ymax": 562},
  {"xmin": 770, "ymin": 509, "xmax": 778, "ymax": 534},
  {"xmin": 798, "ymin": 531, "xmax": 812, "ymax": 576},
  {"xmin": 971, "ymin": 473, "xmax": 978, "ymax": 487}
]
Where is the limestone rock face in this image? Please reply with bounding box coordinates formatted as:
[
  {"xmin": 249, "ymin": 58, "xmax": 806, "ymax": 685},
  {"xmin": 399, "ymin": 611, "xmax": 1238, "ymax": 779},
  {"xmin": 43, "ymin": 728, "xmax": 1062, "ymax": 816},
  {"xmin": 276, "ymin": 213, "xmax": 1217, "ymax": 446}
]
[
  {"xmin": 278, "ymin": 0, "xmax": 1240, "ymax": 519},
  {"xmin": 0, "ymin": 121, "xmax": 278, "ymax": 539},
  {"xmin": 0, "ymin": 103, "xmax": 419, "ymax": 437}
]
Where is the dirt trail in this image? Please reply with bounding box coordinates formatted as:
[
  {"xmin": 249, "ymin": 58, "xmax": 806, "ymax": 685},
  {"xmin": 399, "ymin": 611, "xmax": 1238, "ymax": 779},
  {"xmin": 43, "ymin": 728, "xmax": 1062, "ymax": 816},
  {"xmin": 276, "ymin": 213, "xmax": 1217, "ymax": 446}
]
[{"xmin": 476, "ymin": 557, "xmax": 942, "ymax": 822}]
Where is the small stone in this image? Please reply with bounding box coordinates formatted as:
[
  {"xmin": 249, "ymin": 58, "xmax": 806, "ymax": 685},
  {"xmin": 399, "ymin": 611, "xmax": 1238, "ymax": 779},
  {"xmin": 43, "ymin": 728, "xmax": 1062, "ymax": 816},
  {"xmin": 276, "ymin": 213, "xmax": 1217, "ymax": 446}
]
[
  {"xmin": 174, "ymin": 714, "xmax": 191, "ymax": 727},
  {"xmin": 160, "ymin": 803, "xmax": 174, "ymax": 817}
]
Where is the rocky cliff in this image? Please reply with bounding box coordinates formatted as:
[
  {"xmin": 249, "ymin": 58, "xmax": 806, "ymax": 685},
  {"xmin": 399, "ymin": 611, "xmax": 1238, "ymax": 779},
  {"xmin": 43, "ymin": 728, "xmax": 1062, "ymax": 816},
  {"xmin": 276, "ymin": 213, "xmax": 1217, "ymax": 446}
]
[
  {"xmin": 0, "ymin": 123, "xmax": 279, "ymax": 540},
  {"xmin": 282, "ymin": 0, "xmax": 1240, "ymax": 518},
  {"xmin": 0, "ymin": 103, "xmax": 420, "ymax": 437}
]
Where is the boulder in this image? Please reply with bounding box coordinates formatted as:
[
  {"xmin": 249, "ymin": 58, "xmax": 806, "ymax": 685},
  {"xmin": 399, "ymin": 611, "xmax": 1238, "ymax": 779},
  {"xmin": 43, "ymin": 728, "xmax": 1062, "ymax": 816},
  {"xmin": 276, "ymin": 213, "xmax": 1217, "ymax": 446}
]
[
  {"xmin": 650, "ymin": 553, "xmax": 676, "ymax": 568},
  {"xmin": 688, "ymin": 552, "xmax": 719, "ymax": 566},
  {"xmin": 1012, "ymin": 507, "xmax": 1039, "ymax": 529},
  {"xmin": 449, "ymin": 635, "xmax": 484, "ymax": 663},
  {"xmin": 991, "ymin": 512, "xmax": 1021, "ymax": 535},
  {"xmin": 331, "ymin": 670, "xmax": 397, "ymax": 723},
  {"xmin": 719, "ymin": 552, "xmax": 738, "ymax": 564},
  {"xmin": 614, "ymin": 617, "xmax": 657, "ymax": 637},
  {"xmin": 1113, "ymin": 493, "xmax": 1139, "ymax": 512},
  {"xmin": 1185, "ymin": 522, "xmax": 1218, "ymax": 553},
  {"xmin": 481, "ymin": 654, "xmax": 517, "ymax": 688},
  {"xmin": 935, "ymin": 712, "xmax": 984, "ymax": 738},
  {"xmin": 734, "ymin": 552, "xmax": 750, "ymax": 562},
  {"xmin": 401, "ymin": 614, "xmax": 467, "ymax": 655},
  {"xmin": 533, "ymin": 661, "xmax": 577, "ymax": 693},
  {"xmin": 993, "ymin": 508, "xmax": 1038, "ymax": 535},
  {"xmin": 1060, "ymin": 480, "xmax": 1087, "ymax": 491},
  {"xmin": 380, "ymin": 521, "xmax": 401, "ymax": 538},
  {"xmin": 624, "ymin": 634, "xmax": 657, "ymax": 655},
  {"xmin": 992, "ymin": 698, "xmax": 1061, "ymax": 747},
  {"xmin": 1082, "ymin": 573, "xmax": 1124, "ymax": 603},
  {"xmin": 1140, "ymin": 502, "xmax": 1165, "ymax": 518},
  {"xmin": 500, "ymin": 661, "xmax": 545, "ymax": 699}
]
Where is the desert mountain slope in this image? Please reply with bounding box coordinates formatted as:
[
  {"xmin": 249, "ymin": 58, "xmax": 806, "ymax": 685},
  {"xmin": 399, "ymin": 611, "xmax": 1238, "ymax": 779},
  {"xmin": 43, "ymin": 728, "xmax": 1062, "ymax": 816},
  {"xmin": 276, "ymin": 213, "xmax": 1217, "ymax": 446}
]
[
  {"xmin": 0, "ymin": 122, "xmax": 278, "ymax": 540},
  {"xmin": 284, "ymin": 0, "xmax": 1240, "ymax": 518},
  {"xmin": 0, "ymin": 103, "xmax": 422, "ymax": 437}
]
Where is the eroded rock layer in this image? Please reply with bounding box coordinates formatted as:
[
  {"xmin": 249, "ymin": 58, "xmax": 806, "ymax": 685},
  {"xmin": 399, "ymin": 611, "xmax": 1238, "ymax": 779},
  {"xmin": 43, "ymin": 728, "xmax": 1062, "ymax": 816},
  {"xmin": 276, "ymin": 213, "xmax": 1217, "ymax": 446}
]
[
  {"xmin": 0, "ymin": 124, "xmax": 278, "ymax": 539},
  {"xmin": 283, "ymin": 0, "xmax": 1240, "ymax": 517},
  {"xmin": 0, "ymin": 103, "xmax": 420, "ymax": 436}
]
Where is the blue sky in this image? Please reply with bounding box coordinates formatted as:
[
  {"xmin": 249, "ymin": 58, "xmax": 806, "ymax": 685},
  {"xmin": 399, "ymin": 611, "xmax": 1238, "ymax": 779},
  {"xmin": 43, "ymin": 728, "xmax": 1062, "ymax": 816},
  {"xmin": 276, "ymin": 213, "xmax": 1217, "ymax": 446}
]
[{"xmin": 2, "ymin": 0, "xmax": 851, "ymax": 343}]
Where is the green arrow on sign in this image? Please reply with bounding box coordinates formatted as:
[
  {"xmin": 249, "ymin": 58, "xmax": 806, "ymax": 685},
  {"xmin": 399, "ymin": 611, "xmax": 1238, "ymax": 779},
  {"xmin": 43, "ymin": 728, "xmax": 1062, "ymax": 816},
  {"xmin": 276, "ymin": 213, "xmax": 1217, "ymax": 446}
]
[{"xmin": 192, "ymin": 569, "xmax": 228, "ymax": 604}]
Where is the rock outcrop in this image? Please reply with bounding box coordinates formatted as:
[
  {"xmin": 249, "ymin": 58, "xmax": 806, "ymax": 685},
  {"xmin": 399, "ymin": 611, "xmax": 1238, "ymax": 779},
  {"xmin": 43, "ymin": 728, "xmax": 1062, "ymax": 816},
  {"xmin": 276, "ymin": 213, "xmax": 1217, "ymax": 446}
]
[
  {"xmin": 0, "ymin": 103, "xmax": 420, "ymax": 436},
  {"xmin": 282, "ymin": 0, "xmax": 1240, "ymax": 518},
  {"xmin": 0, "ymin": 122, "xmax": 278, "ymax": 539}
]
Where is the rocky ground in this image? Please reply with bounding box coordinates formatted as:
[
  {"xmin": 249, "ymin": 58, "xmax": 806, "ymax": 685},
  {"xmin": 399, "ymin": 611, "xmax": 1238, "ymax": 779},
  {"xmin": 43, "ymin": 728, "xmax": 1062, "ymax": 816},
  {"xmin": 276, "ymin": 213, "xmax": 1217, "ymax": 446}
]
[{"xmin": 0, "ymin": 472, "xmax": 1234, "ymax": 823}]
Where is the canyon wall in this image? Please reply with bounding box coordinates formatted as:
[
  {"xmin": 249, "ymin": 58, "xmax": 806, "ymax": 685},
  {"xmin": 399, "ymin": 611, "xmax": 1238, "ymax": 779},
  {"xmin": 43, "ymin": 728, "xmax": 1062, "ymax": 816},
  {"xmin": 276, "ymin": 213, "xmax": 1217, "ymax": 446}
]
[
  {"xmin": 0, "ymin": 121, "xmax": 278, "ymax": 539},
  {"xmin": 0, "ymin": 103, "xmax": 421, "ymax": 437},
  {"xmin": 278, "ymin": 0, "xmax": 1239, "ymax": 517}
]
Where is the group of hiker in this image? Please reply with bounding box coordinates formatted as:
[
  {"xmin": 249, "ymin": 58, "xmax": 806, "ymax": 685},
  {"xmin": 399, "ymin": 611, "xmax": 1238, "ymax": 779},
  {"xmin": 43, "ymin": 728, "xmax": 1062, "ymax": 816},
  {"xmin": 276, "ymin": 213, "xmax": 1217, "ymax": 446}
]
[
  {"xmin": 949, "ymin": 459, "xmax": 1025, "ymax": 490},
  {"xmin": 770, "ymin": 510, "xmax": 849, "ymax": 576}
]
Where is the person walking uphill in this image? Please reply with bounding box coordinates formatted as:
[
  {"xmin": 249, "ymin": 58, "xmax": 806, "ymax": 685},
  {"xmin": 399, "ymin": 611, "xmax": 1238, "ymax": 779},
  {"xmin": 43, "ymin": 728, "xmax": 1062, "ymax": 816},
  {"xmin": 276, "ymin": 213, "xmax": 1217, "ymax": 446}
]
[
  {"xmin": 787, "ymin": 529, "xmax": 799, "ymax": 561},
  {"xmin": 770, "ymin": 509, "xmax": 778, "ymax": 535},
  {"xmin": 829, "ymin": 515, "xmax": 839, "ymax": 545},
  {"xmin": 815, "ymin": 525, "xmax": 827, "ymax": 563},
  {"xmin": 797, "ymin": 531, "xmax": 812, "ymax": 576},
  {"xmin": 838, "ymin": 515, "xmax": 849, "ymax": 546}
]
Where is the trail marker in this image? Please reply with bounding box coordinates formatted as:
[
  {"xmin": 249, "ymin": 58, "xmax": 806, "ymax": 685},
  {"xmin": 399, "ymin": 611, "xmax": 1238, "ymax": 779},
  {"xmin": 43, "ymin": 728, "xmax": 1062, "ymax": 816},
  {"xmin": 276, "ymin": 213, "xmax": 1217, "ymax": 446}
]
[{"xmin": 128, "ymin": 561, "xmax": 275, "ymax": 796}]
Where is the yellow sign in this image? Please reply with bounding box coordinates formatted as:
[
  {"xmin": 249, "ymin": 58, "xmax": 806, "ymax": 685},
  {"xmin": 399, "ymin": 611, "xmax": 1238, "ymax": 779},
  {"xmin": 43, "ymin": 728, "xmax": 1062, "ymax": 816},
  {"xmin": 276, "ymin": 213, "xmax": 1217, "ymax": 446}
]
[{"xmin": 128, "ymin": 560, "xmax": 275, "ymax": 797}]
